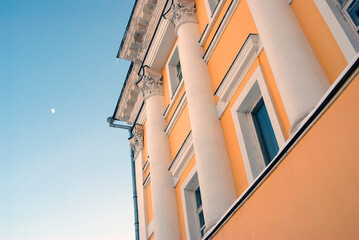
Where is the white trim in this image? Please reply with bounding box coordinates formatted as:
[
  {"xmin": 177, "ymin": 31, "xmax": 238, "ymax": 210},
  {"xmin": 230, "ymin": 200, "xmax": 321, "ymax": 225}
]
[
  {"xmin": 231, "ymin": 66, "xmax": 286, "ymax": 183},
  {"xmin": 342, "ymin": 0, "xmax": 359, "ymax": 33},
  {"xmin": 146, "ymin": 19, "xmax": 170, "ymax": 67},
  {"xmin": 180, "ymin": 167, "xmax": 202, "ymax": 240},
  {"xmin": 204, "ymin": 53, "xmax": 359, "ymax": 240},
  {"xmin": 168, "ymin": 131, "xmax": 194, "ymax": 187},
  {"xmin": 163, "ymin": 81, "xmax": 184, "ymax": 118},
  {"xmin": 202, "ymin": 0, "xmax": 240, "ymax": 62},
  {"xmin": 143, "ymin": 173, "xmax": 151, "ymax": 189},
  {"xmin": 165, "ymin": 93, "xmax": 187, "ymax": 135},
  {"xmin": 165, "ymin": 43, "xmax": 182, "ymax": 98},
  {"xmin": 142, "ymin": 160, "xmax": 149, "ymax": 172},
  {"xmin": 137, "ymin": 104, "xmax": 147, "ymax": 125},
  {"xmin": 200, "ymin": 0, "xmax": 227, "ymax": 47},
  {"xmin": 313, "ymin": 0, "xmax": 358, "ymax": 62},
  {"xmin": 215, "ymin": 34, "xmax": 262, "ymax": 118},
  {"xmin": 147, "ymin": 220, "xmax": 154, "ymax": 240}
]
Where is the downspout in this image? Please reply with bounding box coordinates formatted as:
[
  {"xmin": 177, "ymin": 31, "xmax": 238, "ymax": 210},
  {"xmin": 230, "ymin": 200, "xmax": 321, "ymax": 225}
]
[{"xmin": 107, "ymin": 117, "xmax": 140, "ymax": 240}]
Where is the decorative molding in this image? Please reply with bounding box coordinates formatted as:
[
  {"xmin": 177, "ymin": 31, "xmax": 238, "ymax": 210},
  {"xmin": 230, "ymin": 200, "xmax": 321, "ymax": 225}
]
[
  {"xmin": 199, "ymin": 0, "xmax": 227, "ymax": 46},
  {"xmin": 114, "ymin": 0, "xmax": 168, "ymax": 124},
  {"xmin": 165, "ymin": 92, "xmax": 187, "ymax": 135},
  {"xmin": 147, "ymin": 220, "xmax": 154, "ymax": 240},
  {"xmin": 230, "ymin": 66, "xmax": 286, "ymax": 183},
  {"xmin": 215, "ymin": 34, "xmax": 262, "ymax": 118},
  {"xmin": 129, "ymin": 125, "xmax": 144, "ymax": 157},
  {"xmin": 138, "ymin": 68, "xmax": 164, "ymax": 100},
  {"xmin": 143, "ymin": 173, "xmax": 151, "ymax": 188},
  {"xmin": 142, "ymin": 160, "xmax": 150, "ymax": 172},
  {"xmin": 144, "ymin": 18, "xmax": 171, "ymax": 68},
  {"xmin": 163, "ymin": 80, "xmax": 185, "ymax": 118},
  {"xmin": 118, "ymin": 0, "xmax": 165, "ymax": 61},
  {"xmin": 203, "ymin": 0, "xmax": 241, "ymax": 62},
  {"xmin": 168, "ymin": 131, "xmax": 194, "ymax": 187},
  {"xmin": 115, "ymin": 61, "xmax": 143, "ymax": 123},
  {"xmin": 169, "ymin": 1, "xmax": 198, "ymax": 35},
  {"xmin": 313, "ymin": 0, "xmax": 358, "ymax": 62},
  {"xmin": 137, "ymin": 104, "xmax": 147, "ymax": 125}
]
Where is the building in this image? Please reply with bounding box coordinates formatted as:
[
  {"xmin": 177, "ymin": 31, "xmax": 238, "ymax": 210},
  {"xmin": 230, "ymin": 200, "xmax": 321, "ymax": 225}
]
[{"xmin": 108, "ymin": 0, "xmax": 359, "ymax": 239}]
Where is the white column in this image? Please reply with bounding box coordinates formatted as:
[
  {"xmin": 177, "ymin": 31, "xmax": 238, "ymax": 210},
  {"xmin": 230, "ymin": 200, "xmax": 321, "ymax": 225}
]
[
  {"xmin": 138, "ymin": 68, "xmax": 181, "ymax": 240},
  {"xmin": 129, "ymin": 125, "xmax": 147, "ymax": 240},
  {"xmin": 247, "ymin": 0, "xmax": 330, "ymax": 133},
  {"xmin": 170, "ymin": 1, "xmax": 237, "ymax": 230}
]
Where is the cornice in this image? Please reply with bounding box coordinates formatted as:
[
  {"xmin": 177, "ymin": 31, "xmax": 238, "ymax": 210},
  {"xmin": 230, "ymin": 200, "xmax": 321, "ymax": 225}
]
[
  {"xmin": 114, "ymin": 0, "xmax": 170, "ymax": 124},
  {"xmin": 114, "ymin": 60, "xmax": 143, "ymax": 123},
  {"xmin": 118, "ymin": 0, "xmax": 162, "ymax": 61}
]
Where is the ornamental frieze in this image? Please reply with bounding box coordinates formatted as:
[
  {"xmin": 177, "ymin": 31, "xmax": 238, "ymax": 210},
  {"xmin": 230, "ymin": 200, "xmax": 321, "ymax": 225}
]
[
  {"xmin": 169, "ymin": 0, "xmax": 198, "ymax": 34},
  {"xmin": 139, "ymin": 68, "xmax": 164, "ymax": 100},
  {"xmin": 129, "ymin": 124, "xmax": 144, "ymax": 155}
]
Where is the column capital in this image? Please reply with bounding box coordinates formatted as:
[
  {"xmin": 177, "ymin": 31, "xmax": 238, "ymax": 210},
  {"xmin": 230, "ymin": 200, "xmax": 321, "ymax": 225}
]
[
  {"xmin": 169, "ymin": 1, "xmax": 198, "ymax": 34},
  {"xmin": 130, "ymin": 124, "xmax": 144, "ymax": 156},
  {"xmin": 139, "ymin": 68, "xmax": 164, "ymax": 100}
]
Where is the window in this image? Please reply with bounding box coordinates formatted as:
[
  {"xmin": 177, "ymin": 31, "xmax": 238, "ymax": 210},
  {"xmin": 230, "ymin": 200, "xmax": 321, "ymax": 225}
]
[
  {"xmin": 166, "ymin": 45, "xmax": 183, "ymax": 98},
  {"xmin": 313, "ymin": 0, "xmax": 359, "ymax": 62},
  {"xmin": 195, "ymin": 187, "xmax": 205, "ymax": 237},
  {"xmin": 251, "ymin": 98, "xmax": 280, "ymax": 166},
  {"xmin": 336, "ymin": 0, "xmax": 359, "ymax": 33},
  {"xmin": 181, "ymin": 169, "xmax": 205, "ymax": 240},
  {"xmin": 231, "ymin": 66, "xmax": 285, "ymax": 183},
  {"xmin": 205, "ymin": 0, "xmax": 220, "ymax": 16}
]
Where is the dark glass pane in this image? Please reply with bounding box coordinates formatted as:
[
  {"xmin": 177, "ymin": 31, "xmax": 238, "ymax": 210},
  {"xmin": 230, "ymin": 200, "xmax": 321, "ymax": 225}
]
[
  {"xmin": 338, "ymin": 0, "xmax": 350, "ymax": 6},
  {"xmin": 195, "ymin": 187, "xmax": 202, "ymax": 209},
  {"xmin": 176, "ymin": 61, "xmax": 181, "ymax": 74},
  {"xmin": 198, "ymin": 210, "xmax": 205, "ymax": 228},
  {"xmin": 201, "ymin": 229, "xmax": 205, "ymax": 237},
  {"xmin": 347, "ymin": 1, "xmax": 359, "ymax": 26},
  {"xmin": 252, "ymin": 99, "xmax": 280, "ymax": 165},
  {"xmin": 178, "ymin": 72, "xmax": 183, "ymax": 81}
]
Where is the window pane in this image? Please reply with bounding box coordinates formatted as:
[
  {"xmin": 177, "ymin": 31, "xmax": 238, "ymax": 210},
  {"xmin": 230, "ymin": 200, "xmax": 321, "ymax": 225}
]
[
  {"xmin": 347, "ymin": 1, "xmax": 359, "ymax": 27},
  {"xmin": 338, "ymin": 0, "xmax": 350, "ymax": 6},
  {"xmin": 252, "ymin": 99, "xmax": 279, "ymax": 165},
  {"xmin": 209, "ymin": 0, "xmax": 220, "ymax": 14},
  {"xmin": 176, "ymin": 60, "xmax": 183, "ymax": 82},
  {"xmin": 195, "ymin": 187, "xmax": 202, "ymax": 209},
  {"xmin": 198, "ymin": 210, "xmax": 205, "ymax": 228}
]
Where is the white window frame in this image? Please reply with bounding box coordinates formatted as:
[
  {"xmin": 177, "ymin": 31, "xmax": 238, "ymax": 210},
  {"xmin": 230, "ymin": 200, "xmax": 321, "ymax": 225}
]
[
  {"xmin": 204, "ymin": 0, "xmax": 220, "ymax": 17},
  {"xmin": 313, "ymin": 0, "xmax": 359, "ymax": 62},
  {"xmin": 231, "ymin": 66, "xmax": 286, "ymax": 183},
  {"xmin": 339, "ymin": 0, "xmax": 359, "ymax": 32},
  {"xmin": 199, "ymin": 0, "xmax": 227, "ymax": 47},
  {"xmin": 165, "ymin": 43, "xmax": 183, "ymax": 99},
  {"xmin": 181, "ymin": 167, "xmax": 203, "ymax": 240}
]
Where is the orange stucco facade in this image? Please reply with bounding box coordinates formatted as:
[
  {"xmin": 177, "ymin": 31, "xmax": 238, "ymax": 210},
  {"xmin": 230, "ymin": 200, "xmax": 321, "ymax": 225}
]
[{"xmin": 112, "ymin": 0, "xmax": 359, "ymax": 239}]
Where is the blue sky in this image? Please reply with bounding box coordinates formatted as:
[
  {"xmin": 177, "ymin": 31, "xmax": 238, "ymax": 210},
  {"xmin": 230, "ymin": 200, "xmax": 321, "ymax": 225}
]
[{"xmin": 0, "ymin": 0, "xmax": 136, "ymax": 239}]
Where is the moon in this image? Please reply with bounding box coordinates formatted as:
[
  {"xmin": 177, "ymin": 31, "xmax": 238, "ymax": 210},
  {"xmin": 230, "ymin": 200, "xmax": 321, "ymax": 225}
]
[{"xmin": 51, "ymin": 108, "xmax": 55, "ymax": 114}]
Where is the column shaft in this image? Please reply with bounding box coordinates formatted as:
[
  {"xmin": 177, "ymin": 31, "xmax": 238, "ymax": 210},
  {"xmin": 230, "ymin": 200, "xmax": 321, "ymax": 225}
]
[
  {"xmin": 140, "ymin": 69, "xmax": 181, "ymax": 240},
  {"xmin": 171, "ymin": 2, "xmax": 237, "ymax": 229},
  {"xmin": 247, "ymin": 0, "xmax": 330, "ymax": 132}
]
